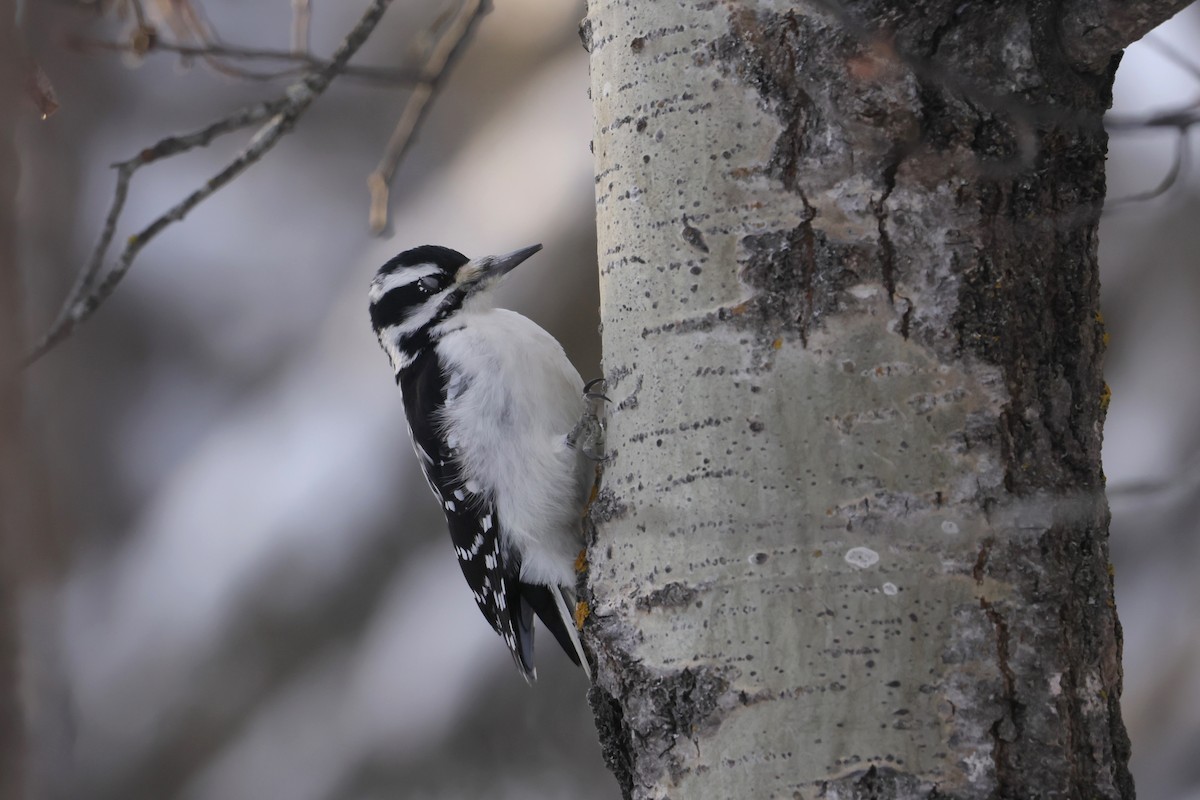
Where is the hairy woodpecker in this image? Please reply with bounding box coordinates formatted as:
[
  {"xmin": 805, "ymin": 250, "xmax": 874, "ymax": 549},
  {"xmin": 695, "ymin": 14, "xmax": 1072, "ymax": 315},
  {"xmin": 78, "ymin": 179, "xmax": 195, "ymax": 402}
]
[{"xmin": 369, "ymin": 244, "xmax": 600, "ymax": 681}]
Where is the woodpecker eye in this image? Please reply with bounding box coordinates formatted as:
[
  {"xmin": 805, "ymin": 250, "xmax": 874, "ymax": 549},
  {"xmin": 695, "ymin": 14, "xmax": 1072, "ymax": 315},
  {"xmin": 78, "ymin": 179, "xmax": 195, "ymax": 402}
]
[{"xmin": 417, "ymin": 275, "xmax": 441, "ymax": 294}]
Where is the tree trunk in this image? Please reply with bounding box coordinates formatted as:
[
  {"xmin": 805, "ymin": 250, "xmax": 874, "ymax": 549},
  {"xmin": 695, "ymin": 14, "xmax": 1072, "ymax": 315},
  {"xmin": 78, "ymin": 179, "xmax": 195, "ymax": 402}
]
[
  {"xmin": 580, "ymin": 1, "xmax": 1161, "ymax": 797},
  {"xmin": 0, "ymin": 0, "xmax": 27, "ymax": 797}
]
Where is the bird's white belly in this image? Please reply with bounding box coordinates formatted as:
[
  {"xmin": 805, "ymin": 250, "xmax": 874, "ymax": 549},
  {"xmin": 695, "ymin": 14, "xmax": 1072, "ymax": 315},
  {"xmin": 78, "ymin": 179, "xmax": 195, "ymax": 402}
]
[{"xmin": 436, "ymin": 309, "xmax": 588, "ymax": 586}]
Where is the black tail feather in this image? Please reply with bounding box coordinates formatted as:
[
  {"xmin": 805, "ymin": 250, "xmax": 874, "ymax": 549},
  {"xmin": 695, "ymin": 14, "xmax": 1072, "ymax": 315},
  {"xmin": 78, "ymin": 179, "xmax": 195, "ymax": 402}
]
[
  {"xmin": 520, "ymin": 583, "xmax": 582, "ymax": 668},
  {"xmin": 512, "ymin": 581, "xmax": 538, "ymax": 680}
]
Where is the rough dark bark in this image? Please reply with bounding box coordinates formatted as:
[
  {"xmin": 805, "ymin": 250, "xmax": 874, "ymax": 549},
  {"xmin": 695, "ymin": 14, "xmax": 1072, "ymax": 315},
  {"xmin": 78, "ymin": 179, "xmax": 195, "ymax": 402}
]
[
  {"xmin": 1060, "ymin": 0, "xmax": 1196, "ymax": 71},
  {"xmin": 583, "ymin": 0, "xmax": 1143, "ymax": 797}
]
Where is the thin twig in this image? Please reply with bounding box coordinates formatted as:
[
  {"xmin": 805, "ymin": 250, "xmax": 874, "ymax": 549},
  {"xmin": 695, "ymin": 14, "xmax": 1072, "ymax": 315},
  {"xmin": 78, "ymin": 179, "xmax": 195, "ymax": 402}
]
[
  {"xmin": 1144, "ymin": 33, "xmax": 1200, "ymax": 83},
  {"xmin": 127, "ymin": 0, "xmax": 148, "ymax": 28},
  {"xmin": 1106, "ymin": 100, "xmax": 1200, "ymax": 131},
  {"xmin": 291, "ymin": 0, "xmax": 311, "ymax": 55},
  {"xmin": 1104, "ymin": 94, "xmax": 1199, "ymax": 210},
  {"xmin": 69, "ymin": 36, "xmax": 422, "ymax": 85},
  {"xmin": 25, "ymin": 0, "xmax": 398, "ymax": 365},
  {"xmin": 367, "ymin": 0, "xmax": 486, "ymax": 235},
  {"xmin": 1105, "ymin": 132, "xmax": 1191, "ymax": 209},
  {"xmin": 1101, "ymin": 34, "xmax": 1200, "ymax": 209},
  {"xmin": 1108, "ymin": 449, "xmax": 1200, "ymax": 504},
  {"xmin": 154, "ymin": 0, "xmax": 287, "ymax": 81},
  {"xmin": 41, "ymin": 96, "xmax": 292, "ymax": 358}
]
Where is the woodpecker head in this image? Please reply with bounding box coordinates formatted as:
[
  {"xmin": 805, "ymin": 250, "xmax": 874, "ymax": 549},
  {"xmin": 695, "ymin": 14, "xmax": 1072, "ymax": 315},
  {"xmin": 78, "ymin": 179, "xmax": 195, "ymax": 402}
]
[{"xmin": 369, "ymin": 243, "xmax": 542, "ymax": 372}]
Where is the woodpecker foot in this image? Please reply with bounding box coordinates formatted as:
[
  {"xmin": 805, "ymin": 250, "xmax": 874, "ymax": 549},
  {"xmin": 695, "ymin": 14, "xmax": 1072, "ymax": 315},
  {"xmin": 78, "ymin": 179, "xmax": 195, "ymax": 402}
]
[{"xmin": 567, "ymin": 378, "xmax": 608, "ymax": 462}]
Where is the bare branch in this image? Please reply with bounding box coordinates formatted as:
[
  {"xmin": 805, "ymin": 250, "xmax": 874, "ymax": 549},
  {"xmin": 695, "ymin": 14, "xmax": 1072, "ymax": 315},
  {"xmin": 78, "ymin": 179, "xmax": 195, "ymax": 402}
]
[
  {"xmin": 69, "ymin": 35, "xmax": 423, "ymax": 85},
  {"xmin": 30, "ymin": 96, "xmax": 291, "ymax": 365},
  {"xmin": 25, "ymin": 0, "xmax": 399, "ymax": 365},
  {"xmin": 367, "ymin": 0, "xmax": 486, "ymax": 235}
]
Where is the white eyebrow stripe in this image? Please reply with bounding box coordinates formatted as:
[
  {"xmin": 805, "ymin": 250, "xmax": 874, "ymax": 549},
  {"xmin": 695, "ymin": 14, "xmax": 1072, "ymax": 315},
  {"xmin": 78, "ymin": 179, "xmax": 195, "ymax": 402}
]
[{"xmin": 369, "ymin": 263, "xmax": 443, "ymax": 304}]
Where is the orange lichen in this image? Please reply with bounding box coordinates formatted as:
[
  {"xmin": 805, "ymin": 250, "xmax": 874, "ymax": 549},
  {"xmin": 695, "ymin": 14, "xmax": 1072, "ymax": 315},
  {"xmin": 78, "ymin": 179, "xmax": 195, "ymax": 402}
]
[
  {"xmin": 574, "ymin": 549, "xmax": 588, "ymax": 574},
  {"xmin": 1096, "ymin": 312, "xmax": 1110, "ymax": 347},
  {"xmin": 771, "ymin": 338, "xmax": 783, "ymax": 350},
  {"xmin": 574, "ymin": 601, "xmax": 590, "ymax": 630},
  {"xmin": 582, "ymin": 478, "xmax": 601, "ymax": 519},
  {"xmin": 1100, "ymin": 383, "xmax": 1112, "ymax": 412}
]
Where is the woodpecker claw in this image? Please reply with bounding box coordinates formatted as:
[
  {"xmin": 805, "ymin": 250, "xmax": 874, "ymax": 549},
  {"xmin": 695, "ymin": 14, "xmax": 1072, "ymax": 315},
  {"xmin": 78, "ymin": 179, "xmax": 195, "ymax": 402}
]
[{"xmin": 567, "ymin": 378, "xmax": 608, "ymax": 461}]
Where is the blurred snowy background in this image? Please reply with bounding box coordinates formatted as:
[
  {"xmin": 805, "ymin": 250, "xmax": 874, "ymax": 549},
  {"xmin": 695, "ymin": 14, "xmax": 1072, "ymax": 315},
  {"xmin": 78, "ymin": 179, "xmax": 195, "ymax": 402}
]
[{"xmin": 10, "ymin": 1, "xmax": 1200, "ymax": 799}]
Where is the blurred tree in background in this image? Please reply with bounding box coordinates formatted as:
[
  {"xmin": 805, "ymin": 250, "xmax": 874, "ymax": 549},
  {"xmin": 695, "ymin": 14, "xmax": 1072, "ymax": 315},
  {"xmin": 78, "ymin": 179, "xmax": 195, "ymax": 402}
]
[
  {"xmin": 9, "ymin": 2, "xmax": 608, "ymax": 799},
  {"xmin": 3, "ymin": 0, "xmax": 30, "ymax": 795}
]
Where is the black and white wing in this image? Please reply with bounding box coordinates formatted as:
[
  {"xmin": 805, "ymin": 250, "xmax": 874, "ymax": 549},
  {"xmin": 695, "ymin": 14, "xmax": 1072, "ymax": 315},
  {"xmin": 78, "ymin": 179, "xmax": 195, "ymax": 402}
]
[
  {"xmin": 398, "ymin": 350, "xmax": 539, "ymax": 679},
  {"xmin": 443, "ymin": 492, "xmax": 538, "ymax": 678}
]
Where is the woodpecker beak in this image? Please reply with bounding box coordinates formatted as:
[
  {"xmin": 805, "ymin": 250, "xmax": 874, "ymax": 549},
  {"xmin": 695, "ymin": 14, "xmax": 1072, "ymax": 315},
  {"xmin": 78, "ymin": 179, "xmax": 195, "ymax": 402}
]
[{"xmin": 456, "ymin": 244, "xmax": 543, "ymax": 295}]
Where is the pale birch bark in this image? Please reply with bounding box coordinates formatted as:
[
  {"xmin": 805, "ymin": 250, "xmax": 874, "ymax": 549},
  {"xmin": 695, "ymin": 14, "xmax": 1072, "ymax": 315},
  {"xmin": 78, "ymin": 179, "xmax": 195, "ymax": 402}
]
[{"xmin": 580, "ymin": 1, "xmax": 1178, "ymax": 797}]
